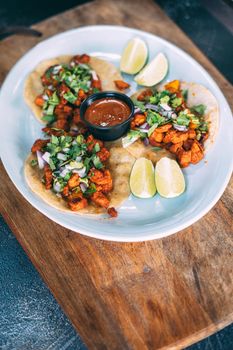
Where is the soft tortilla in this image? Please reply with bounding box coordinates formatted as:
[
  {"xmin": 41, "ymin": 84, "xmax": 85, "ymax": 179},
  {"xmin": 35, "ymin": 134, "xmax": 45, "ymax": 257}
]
[
  {"xmin": 125, "ymin": 139, "xmax": 174, "ymax": 165},
  {"xmin": 127, "ymin": 82, "xmax": 219, "ymax": 160},
  {"xmin": 178, "ymin": 82, "xmax": 219, "ymax": 152},
  {"xmin": 24, "ymin": 146, "xmax": 135, "ymax": 215},
  {"xmin": 24, "ymin": 55, "xmax": 123, "ymax": 124}
]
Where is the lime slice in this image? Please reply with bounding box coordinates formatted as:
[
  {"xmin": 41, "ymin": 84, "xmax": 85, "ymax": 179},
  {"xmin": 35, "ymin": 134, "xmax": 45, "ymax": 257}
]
[
  {"xmin": 120, "ymin": 37, "xmax": 148, "ymax": 75},
  {"xmin": 134, "ymin": 52, "xmax": 168, "ymax": 86},
  {"xmin": 155, "ymin": 157, "xmax": 185, "ymax": 198},
  {"xmin": 130, "ymin": 157, "xmax": 156, "ymax": 198}
]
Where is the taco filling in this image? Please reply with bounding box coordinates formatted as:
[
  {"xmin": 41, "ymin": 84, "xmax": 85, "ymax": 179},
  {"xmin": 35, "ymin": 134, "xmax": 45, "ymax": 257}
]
[
  {"xmin": 34, "ymin": 54, "xmax": 102, "ymax": 131},
  {"xmin": 24, "ymin": 54, "xmax": 129, "ymax": 135},
  {"xmin": 123, "ymin": 80, "xmax": 210, "ymax": 168},
  {"xmin": 28, "ymin": 133, "xmax": 118, "ymax": 217}
]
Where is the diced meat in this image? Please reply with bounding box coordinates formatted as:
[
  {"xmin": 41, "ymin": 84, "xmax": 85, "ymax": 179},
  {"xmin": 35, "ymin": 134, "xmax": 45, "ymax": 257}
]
[
  {"xmin": 44, "ymin": 164, "xmax": 53, "ymax": 190},
  {"xmin": 31, "ymin": 139, "xmax": 49, "ymax": 153},
  {"xmin": 107, "ymin": 207, "xmax": 118, "ymax": 218},
  {"xmin": 114, "ymin": 80, "xmax": 130, "ymax": 90}
]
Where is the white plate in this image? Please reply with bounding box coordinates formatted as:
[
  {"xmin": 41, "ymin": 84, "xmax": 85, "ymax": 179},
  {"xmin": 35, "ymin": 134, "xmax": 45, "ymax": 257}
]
[{"xmin": 0, "ymin": 25, "xmax": 232, "ymax": 242}]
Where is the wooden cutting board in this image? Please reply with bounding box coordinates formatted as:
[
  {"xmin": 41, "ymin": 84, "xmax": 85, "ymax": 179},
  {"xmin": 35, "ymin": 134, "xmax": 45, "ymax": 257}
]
[{"xmin": 0, "ymin": 0, "xmax": 232, "ymax": 349}]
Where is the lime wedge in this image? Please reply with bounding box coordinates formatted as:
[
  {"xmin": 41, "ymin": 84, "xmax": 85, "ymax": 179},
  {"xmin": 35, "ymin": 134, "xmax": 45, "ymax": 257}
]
[
  {"xmin": 155, "ymin": 157, "xmax": 185, "ymax": 198},
  {"xmin": 134, "ymin": 52, "xmax": 168, "ymax": 86},
  {"xmin": 120, "ymin": 37, "xmax": 148, "ymax": 75},
  {"xmin": 130, "ymin": 157, "xmax": 156, "ymax": 198}
]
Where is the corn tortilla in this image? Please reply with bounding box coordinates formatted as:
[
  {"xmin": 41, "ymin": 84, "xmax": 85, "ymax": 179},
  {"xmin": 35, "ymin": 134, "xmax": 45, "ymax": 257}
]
[
  {"xmin": 24, "ymin": 55, "xmax": 123, "ymax": 124},
  {"xmin": 24, "ymin": 146, "xmax": 135, "ymax": 215},
  {"xmin": 126, "ymin": 82, "xmax": 219, "ymax": 160}
]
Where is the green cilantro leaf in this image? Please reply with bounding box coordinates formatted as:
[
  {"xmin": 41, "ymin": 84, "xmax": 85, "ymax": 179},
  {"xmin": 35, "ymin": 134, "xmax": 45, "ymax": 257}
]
[
  {"xmin": 133, "ymin": 99, "xmax": 146, "ymax": 112},
  {"xmin": 191, "ymin": 104, "xmax": 206, "ymax": 116},
  {"xmin": 176, "ymin": 111, "xmax": 190, "ymax": 126},
  {"xmin": 42, "ymin": 115, "xmax": 56, "ymax": 123},
  {"xmin": 171, "ymin": 97, "xmax": 182, "ymax": 108},
  {"xmin": 160, "ymin": 95, "xmax": 170, "ymax": 104},
  {"xmin": 93, "ymin": 143, "xmax": 100, "ymax": 153},
  {"xmin": 63, "ymin": 91, "xmax": 77, "ymax": 104},
  {"xmin": 182, "ymin": 89, "xmax": 188, "ymax": 101},
  {"xmin": 30, "ymin": 159, "xmax": 38, "ymax": 167},
  {"xmin": 92, "ymin": 155, "xmax": 103, "ymax": 169}
]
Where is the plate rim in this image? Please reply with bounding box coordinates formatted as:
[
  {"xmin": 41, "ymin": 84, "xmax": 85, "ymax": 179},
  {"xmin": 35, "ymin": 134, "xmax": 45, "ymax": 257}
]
[{"xmin": 0, "ymin": 24, "xmax": 233, "ymax": 242}]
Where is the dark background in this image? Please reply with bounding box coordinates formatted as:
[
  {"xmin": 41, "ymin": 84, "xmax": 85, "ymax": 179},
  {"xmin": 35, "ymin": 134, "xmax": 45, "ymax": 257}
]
[{"xmin": 0, "ymin": 0, "xmax": 232, "ymax": 349}]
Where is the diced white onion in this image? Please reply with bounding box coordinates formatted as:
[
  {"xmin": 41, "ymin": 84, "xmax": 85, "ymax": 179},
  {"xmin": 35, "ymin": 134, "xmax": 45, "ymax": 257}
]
[
  {"xmin": 53, "ymin": 65, "xmax": 62, "ymax": 74},
  {"xmin": 36, "ymin": 151, "xmax": 46, "ymax": 169},
  {"xmin": 91, "ymin": 70, "xmax": 98, "ymax": 81},
  {"xmin": 53, "ymin": 181, "xmax": 62, "ymax": 193},
  {"xmin": 65, "ymin": 161, "xmax": 83, "ymax": 170},
  {"xmin": 173, "ymin": 124, "xmax": 188, "ymax": 131},
  {"xmin": 60, "ymin": 168, "xmax": 70, "ymax": 178},
  {"xmin": 76, "ymin": 156, "xmax": 82, "ymax": 162},
  {"xmin": 42, "ymin": 152, "xmax": 50, "ymax": 164},
  {"xmin": 72, "ymin": 166, "xmax": 86, "ymax": 178},
  {"xmin": 134, "ymin": 107, "xmax": 141, "ymax": 114},
  {"xmin": 57, "ymin": 153, "xmax": 67, "ymax": 161},
  {"xmin": 160, "ymin": 103, "xmax": 172, "ymax": 111},
  {"xmin": 63, "ymin": 148, "xmax": 70, "ymax": 153},
  {"xmin": 42, "ymin": 94, "xmax": 49, "ymax": 101},
  {"xmin": 80, "ymin": 183, "xmax": 87, "ymax": 193}
]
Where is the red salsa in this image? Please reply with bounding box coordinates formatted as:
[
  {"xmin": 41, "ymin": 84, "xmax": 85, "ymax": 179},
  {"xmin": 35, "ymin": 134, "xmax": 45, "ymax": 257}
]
[{"xmin": 85, "ymin": 97, "xmax": 131, "ymax": 127}]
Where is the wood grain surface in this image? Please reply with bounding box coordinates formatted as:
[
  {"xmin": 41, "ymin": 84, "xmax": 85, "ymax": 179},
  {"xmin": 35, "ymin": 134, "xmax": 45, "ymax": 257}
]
[{"xmin": 0, "ymin": 0, "xmax": 232, "ymax": 349}]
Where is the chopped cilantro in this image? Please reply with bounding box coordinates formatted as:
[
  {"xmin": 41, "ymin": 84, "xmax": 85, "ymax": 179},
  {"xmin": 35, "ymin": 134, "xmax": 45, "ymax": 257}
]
[
  {"xmin": 84, "ymin": 157, "xmax": 92, "ymax": 173},
  {"xmin": 42, "ymin": 115, "xmax": 56, "ymax": 123},
  {"xmin": 148, "ymin": 124, "xmax": 158, "ymax": 137},
  {"xmin": 49, "ymin": 91, "xmax": 60, "ymax": 105},
  {"xmin": 63, "ymin": 173, "xmax": 71, "ymax": 181},
  {"xmin": 182, "ymin": 89, "xmax": 188, "ymax": 101},
  {"xmin": 171, "ymin": 97, "xmax": 182, "ymax": 108},
  {"xmin": 191, "ymin": 104, "xmax": 206, "ymax": 116},
  {"xmin": 30, "ymin": 159, "xmax": 38, "ymax": 167},
  {"xmin": 160, "ymin": 95, "xmax": 170, "ymax": 104},
  {"xmin": 146, "ymin": 110, "xmax": 165, "ymax": 126},
  {"xmin": 92, "ymin": 155, "xmax": 103, "ymax": 169},
  {"xmin": 84, "ymin": 183, "xmax": 96, "ymax": 196},
  {"xmin": 133, "ymin": 99, "xmax": 146, "ymax": 112},
  {"xmin": 51, "ymin": 135, "xmax": 59, "ymax": 145},
  {"xmin": 63, "ymin": 91, "xmax": 77, "ymax": 104},
  {"xmin": 191, "ymin": 115, "xmax": 200, "ymax": 126},
  {"xmin": 49, "ymin": 158, "xmax": 56, "ymax": 170},
  {"xmin": 149, "ymin": 95, "xmax": 158, "ymax": 104},
  {"xmin": 76, "ymin": 135, "xmax": 84, "ymax": 144},
  {"xmin": 44, "ymin": 67, "xmax": 54, "ymax": 80},
  {"xmin": 93, "ymin": 143, "xmax": 100, "ymax": 153},
  {"xmin": 46, "ymin": 104, "xmax": 55, "ymax": 115},
  {"xmin": 176, "ymin": 111, "xmax": 190, "ymax": 126},
  {"xmin": 151, "ymin": 147, "xmax": 162, "ymax": 151},
  {"xmin": 199, "ymin": 121, "xmax": 209, "ymax": 132}
]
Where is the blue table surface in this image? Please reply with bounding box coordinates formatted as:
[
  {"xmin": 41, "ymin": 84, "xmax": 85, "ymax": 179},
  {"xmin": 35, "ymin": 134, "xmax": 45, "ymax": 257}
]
[{"xmin": 0, "ymin": 0, "xmax": 232, "ymax": 349}]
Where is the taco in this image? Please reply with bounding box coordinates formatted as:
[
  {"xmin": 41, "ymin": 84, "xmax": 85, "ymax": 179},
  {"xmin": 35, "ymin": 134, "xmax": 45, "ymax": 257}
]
[
  {"xmin": 123, "ymin": 80, "xmax": 219, "ymax": 168},
  {"xmin": 24, "ymin": 133, "xmax": 135, "ymax": 217},
  {"xmin": 24, "ymin": 54, "xmax": 128, "ymax": 127}
]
